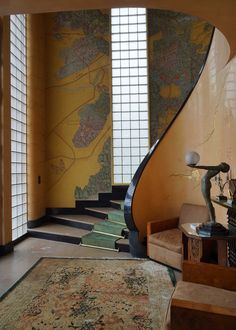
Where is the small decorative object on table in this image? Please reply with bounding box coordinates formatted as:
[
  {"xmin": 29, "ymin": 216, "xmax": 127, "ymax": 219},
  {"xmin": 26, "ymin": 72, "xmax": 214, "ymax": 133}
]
[
  {"xmin": 214, "ymin": 172, "xmax": 229, "ymax": 201},
  {"xmin": 185, "ymin": 151, "xmax": 230, "ymax": 237}
]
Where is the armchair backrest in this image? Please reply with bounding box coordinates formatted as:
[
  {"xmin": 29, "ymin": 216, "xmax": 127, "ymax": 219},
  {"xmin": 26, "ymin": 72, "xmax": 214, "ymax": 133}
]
[{"xmin": 179, "ymin": 203, "xmax": 209, "ymax": 225}]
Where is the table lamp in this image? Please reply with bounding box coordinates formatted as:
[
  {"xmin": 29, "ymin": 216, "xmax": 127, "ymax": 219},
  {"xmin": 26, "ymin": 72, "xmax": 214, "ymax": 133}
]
[{"xmin": 185, "ymin": 151, "xmax": 230, "ymax": 236}]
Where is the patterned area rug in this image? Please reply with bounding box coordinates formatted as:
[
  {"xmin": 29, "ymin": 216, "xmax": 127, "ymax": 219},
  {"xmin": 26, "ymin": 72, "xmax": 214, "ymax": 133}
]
[{"xmin": 0, "ymin": 258, "xmax": 174, "ymax": 329}]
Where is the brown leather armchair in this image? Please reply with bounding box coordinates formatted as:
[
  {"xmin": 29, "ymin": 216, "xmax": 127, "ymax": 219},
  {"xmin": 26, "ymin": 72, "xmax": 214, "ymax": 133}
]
[{"xmin": 147, "ymin": 203, "xmax": 209, "ymax": 270}]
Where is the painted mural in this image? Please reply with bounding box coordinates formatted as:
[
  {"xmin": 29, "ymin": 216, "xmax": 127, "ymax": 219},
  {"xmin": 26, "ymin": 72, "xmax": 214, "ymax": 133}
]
[
  {"xmin": 148, "ymin": 10, "xmax": 214, "ymax": 145},
  {"xmin": 45, "ymin": 10, "xmax": 111, "ymax": 206}
]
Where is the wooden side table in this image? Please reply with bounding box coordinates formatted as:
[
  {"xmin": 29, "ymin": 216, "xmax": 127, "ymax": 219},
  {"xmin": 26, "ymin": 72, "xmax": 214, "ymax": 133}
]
[{"xmin": 180, "ymin": 223, "xmax": 236, "ymax": 266}]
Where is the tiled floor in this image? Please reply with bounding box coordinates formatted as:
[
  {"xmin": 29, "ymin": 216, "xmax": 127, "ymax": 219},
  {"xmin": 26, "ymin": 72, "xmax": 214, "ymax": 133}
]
[{"xmin": 0, "ymin": 237, "xmax": 132, "ymax": 298}]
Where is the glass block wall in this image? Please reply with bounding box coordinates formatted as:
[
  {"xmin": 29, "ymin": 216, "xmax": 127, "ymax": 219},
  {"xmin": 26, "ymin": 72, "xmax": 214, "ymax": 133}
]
[
  {"xmin": 10, "ymin": 15, "xmax": 27, "ymax": 240},
  {"xmin": 111, "ymin": 8, "xmax": 149, "ymax": 184}
]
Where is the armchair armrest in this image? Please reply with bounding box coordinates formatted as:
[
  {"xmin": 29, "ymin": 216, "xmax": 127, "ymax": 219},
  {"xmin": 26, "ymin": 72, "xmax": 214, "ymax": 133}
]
[{"xmin": 147, "ymin": 217, "xmax": 179, "ymax": 236}]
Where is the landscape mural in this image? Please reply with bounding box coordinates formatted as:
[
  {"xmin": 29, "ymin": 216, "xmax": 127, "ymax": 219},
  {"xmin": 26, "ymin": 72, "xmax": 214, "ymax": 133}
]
[{"xmin": 45, "ymin": 10, "xmax": 111, "ymax": 206}]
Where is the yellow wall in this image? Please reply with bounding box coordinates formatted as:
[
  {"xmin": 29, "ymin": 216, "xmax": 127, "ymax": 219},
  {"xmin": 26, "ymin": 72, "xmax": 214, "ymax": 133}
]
[
  {"xmin": 45, "ymin": 11, "xmax": 111, "ymax": 207},
  {"xmin": 133, "ymin": 29, "xmax": 234, "ymax": 239},
  {"xmin": 27, "ymin": 14, "xmax": 47, "ymax": 222}
]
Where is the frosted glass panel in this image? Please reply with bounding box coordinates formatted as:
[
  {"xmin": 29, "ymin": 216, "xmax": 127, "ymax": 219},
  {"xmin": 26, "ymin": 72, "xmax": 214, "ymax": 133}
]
[
  {"xmin": 10, "ymin": 14, "xmax": 27, "ymax": 241},
  {"xmin": 112, "ymin": 8, "xmax": 149, "ymax": 184}
]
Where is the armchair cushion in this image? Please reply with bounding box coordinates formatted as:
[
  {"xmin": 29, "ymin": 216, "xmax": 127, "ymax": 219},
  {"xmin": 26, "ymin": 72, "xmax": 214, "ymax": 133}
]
[{"xmin": 149, "ymin": 228, "xmax": 182, "ymax": 253}]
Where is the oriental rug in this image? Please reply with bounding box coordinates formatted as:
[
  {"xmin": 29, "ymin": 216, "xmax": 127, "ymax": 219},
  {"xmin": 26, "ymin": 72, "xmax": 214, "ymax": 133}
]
[{"xmin": 0, "ymin": 258, "xmax": 174, "ymax": 330}]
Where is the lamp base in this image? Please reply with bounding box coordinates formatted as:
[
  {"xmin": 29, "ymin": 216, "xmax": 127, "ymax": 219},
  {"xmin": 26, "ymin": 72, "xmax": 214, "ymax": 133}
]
[{"xmin": 196, "ymin": 222, "xmax": 229, "ymax": 237}]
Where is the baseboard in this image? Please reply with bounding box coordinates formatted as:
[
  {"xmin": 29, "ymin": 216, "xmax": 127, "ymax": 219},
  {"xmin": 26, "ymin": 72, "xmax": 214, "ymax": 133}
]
[
  {"xmin": 13, "ymin": 233, "xmax": 29, "ymax": 245},
  {"xmin": 27, "ymin": 215, "xmax": 48, "ymax": 228},
  {"xmin": 0, "ymin": 242, "xmax": 14, "ymax": 256}
]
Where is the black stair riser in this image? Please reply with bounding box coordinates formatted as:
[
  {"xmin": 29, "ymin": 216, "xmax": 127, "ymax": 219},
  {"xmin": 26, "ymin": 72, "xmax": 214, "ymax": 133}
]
[
  {"xmin": 98, "ymin": 192, "xmax": 113, "ymax": 201},
  {"xmin": 28, "ymin": 231, "xmax": 81, "ymax": 244},
  {"xmin": 116, "ymin": 242, "xmax": 130, "ymax": 252},
  {"xmin": 50, "ymin": 218, "xmax": 94, "ymax": 231},
  {"xmin": 122, "ymin": 229, "xmax": 129, "ymax": 239},
  {"xmin": 110, "ymin": 201, "xmax": 122, "ymax": 210},
  {"xmin": 46, "ymin": 207, "xmax": 86, "ymax": 216},
  {"xmin": 112, "ymin": 185, "xmax": 128, "ymax": 194},
  {"xmin": 76, "ymin": 200, "xmax": 111, "ymax": 209},
  {"xmin": 98, "ymin": 193, "xmax": 127, "ymax": 201},
  {"xmin": 85, "ymin": 208, "xmax": 108, "ymax": 219},
  {"xmin": 28, "ymin": 216, "xmax": 48, "ymax": 228}
]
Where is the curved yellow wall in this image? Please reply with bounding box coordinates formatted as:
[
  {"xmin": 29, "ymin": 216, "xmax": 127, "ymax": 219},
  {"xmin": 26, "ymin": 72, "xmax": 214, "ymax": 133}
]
[{"xmin": 133, "ymin": 29, "xmax": 234, "ymax": 239}]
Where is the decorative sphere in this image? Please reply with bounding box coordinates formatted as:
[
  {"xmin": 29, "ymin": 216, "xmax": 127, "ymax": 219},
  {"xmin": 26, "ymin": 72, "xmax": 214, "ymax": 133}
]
[{"xmin": 185, "ymin": 151, "xmax": 200, "ymax": 166}]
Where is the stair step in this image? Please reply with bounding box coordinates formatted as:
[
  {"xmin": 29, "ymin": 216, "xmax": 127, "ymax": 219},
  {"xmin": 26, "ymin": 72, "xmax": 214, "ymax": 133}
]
[
  {"xmin": 81, "ymin": 232, "xmax": 129, "ymax": 252},
  {"xmin": 84, "ymin": 207, "xmax": 115, "ymax": 219},
  {"xmin": 81, "ymin": 232, "xmax": 120, "ymax": 251},
  {"xmin": 116, "ymin": 238, "xmax": 130, "ymax": 252},
  {"xmin": 110, "ymin": 200, "xmax": 124, "ymax": 210},
  {"xmin": 108, "ymin": 209, "xmax": 125, "ymax": 223},
  {"xmin": 28, "ymin": 223, "xmax": 89, "ymax": 244},
  {"xmin": 50, "ymin": 214, "xmax": 101, "ymax": 231},
  {"xmin": 94, "ymin": 220, "xmax": 126, "ymax": 236}
]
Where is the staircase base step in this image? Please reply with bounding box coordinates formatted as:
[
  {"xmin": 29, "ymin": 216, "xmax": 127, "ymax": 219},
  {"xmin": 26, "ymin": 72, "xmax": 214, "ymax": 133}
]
[
  {"xmin": 50, "ymin": 214, "xmax": 101, "ymax": 231},
  {"xmin": 116, "ymin": 238, "xmax": 130, "ymax": 252},
  {"xmin": 28, "ymin": 231, "xmax": 81, "ymax": 244},
  {"xmin": 28, "ymin": 223, "xmax": 89, "ymax": 245}
]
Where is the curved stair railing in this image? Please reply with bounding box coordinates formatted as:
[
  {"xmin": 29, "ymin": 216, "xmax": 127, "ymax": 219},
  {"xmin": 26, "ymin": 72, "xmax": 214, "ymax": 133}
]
[{"xmin": 124, "ymin": 27, "xmax": 215, "ymax": 257}]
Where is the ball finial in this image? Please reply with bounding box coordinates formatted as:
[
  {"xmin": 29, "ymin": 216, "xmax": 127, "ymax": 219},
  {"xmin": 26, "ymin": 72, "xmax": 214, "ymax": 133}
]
[{"xmin": 185, "ymin": 151, "xmax": 200, "ymax": 166}]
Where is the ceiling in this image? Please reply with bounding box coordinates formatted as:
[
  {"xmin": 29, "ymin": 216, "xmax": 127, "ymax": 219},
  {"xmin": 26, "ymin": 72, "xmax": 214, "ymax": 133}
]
[{"xmin": 0, "ymin": 0, "xmax": 235, "ymax": 60}]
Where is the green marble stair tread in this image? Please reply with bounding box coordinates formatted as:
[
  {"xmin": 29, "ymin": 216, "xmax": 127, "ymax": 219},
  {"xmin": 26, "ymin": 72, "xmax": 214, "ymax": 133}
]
[
  {"xmin": 94, "ymin": 220, "xmax": 126, "ymax": 236},
  {"xmin": 108, "ymin": 210, "xmax": 126, "ymax": 223},
  {"xmin": 81, "ymin": 232, "xmax": 119, "ymax": 250}
]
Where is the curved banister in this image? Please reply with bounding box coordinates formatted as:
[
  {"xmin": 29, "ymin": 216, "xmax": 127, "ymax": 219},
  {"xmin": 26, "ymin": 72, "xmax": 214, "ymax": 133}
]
[{"xmin": 124, "ymin": 26, "xmax": 215, "ymax": 257}]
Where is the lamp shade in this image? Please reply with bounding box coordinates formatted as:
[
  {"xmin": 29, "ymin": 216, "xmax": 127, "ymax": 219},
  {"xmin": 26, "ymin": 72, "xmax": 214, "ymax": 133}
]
[{"xmin": 185, "ymin": 151, "xmax": 200, "ymax": 166}]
